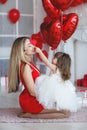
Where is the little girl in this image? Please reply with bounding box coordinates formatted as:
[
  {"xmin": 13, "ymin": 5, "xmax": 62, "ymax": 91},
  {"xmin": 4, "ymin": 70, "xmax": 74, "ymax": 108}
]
[{"xmin": 35, "ymin": 52, "xmax": 78, "ymax": 112}]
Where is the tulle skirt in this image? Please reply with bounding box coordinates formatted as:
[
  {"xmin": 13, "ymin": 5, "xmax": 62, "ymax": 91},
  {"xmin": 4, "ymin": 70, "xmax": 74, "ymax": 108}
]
[{"xmin": 35, "ymin": 74, "xmax": 78, "ymax": 112}]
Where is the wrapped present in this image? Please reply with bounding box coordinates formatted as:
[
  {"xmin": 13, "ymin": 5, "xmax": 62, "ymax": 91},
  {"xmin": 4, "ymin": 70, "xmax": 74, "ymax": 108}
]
[
  {"xmin": 78, "ymin": 89, "xmax": 87, "ymax": 98},
  {"xmin": 84, "ymin": 90, "xmax": 87, "ymax": 98},
  {"xmin": 82, "ymin": 79, "xmax": 87, "ymax": 87},
  {"xmin": 76, "ymin": 79, "xmax": 82, "ymax": 86},
  {"xmin": 84, "ymin": 74, "xmax": 87, "ymax": 80}
]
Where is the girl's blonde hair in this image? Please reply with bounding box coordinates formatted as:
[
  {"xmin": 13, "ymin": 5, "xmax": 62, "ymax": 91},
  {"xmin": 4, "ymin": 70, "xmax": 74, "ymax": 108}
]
[
  {"xmin": 54, "ymin": 52, "xmax": 71, "ymax": 80},
  {"xmin": 8, "ymin": 37, "xmax": 30, "ymax": 92}
]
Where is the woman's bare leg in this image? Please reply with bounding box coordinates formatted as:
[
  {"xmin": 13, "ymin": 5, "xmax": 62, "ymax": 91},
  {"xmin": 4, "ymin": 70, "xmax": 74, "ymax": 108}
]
[
  {"xmin": 18, "ymin": 109, "xmax": 58, "ymax": 117},
  {"xmin": 40, "ymin": 109, "xmax": 59, "ymax": 113},
  {"xmin": 18, "ymin": 109, "xmax": 62, "ymax": 117},
  {"xmin": 18, "ymin": 109, "xmax": 71, "ymax": 119},
  {"xmin": 29, "ymin": 110, "xmax": 71, "ymax": 119},
  {"xmin": 40, "ymin": 109, "xmax": 71, "ymax": 114}
]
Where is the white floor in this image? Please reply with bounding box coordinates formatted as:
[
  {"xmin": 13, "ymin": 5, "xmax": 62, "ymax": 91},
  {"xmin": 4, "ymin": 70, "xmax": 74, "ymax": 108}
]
[
  {"xmin": 0, "ymin": 89, "xmax": 87, "ymax": 130},
  {"xmin": 0, "ymin": 123, "xmax": 87, "ymax": 130}
]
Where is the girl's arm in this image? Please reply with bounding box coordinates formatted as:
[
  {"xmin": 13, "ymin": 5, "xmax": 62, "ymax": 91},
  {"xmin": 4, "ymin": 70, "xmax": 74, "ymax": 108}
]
[
  {"xmin": 22, "ymin": 64, "xmax": 36, "ymax": 97},
  {"xmin": 35, "ymin": 47, "xmax": 56, "ymax": 72}
]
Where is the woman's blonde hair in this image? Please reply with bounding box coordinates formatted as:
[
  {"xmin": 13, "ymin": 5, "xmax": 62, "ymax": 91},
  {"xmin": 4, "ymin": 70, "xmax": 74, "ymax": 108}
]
[
  {"xmin": 54, "ymin": 52, "xmax": 71, "ymax": 80},
  {"xmin": 8, "ymin": 37, "xmax": 30, "ymax": 92}
]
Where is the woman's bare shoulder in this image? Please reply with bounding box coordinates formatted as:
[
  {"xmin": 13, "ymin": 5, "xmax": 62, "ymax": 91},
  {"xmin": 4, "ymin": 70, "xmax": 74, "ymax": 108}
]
[
  {"xmin": 24, "ymin": 63, "xmax": 33, "ymax": 74},
  {"xmin": 21, "ymin": 63, "xmax": 31, "ymax": 73}
]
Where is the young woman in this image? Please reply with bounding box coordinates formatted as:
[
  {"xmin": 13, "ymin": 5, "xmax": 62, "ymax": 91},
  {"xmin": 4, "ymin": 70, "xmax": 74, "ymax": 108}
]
[{"xmin": 8, "ymin": 37, "xmax": 71, "ymax": 119}]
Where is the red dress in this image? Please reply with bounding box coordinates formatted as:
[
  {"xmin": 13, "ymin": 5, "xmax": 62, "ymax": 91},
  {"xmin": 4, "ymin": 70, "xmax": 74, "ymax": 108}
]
[{"xmin": 19, "ymin": 62, "xmax": 44, "ymax": 114}]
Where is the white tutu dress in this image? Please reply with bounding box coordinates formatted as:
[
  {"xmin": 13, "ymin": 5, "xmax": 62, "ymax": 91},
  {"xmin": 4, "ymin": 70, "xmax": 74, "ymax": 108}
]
[{"xmin": 35, "ymin": 69, "xmax": 78, "ymax": 112}]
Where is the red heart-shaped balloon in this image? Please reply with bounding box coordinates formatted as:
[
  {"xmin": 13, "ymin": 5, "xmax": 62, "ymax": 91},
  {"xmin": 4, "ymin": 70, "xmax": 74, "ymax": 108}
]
[
  {"xmin": 84, "ymin": 0, "xmax": 87, "ymax": 2},
  {"xmin": 44, "ymin": 16, "xmax": 52, "ymax": 24},
  {"xmin": 71, "ymin": 0, "xmax": 83, "ymax": 7},
  {"xmin": 42, "ymin": 0, "xmax": 61, "ymax": 19},
  {"xmin": 0, "ymin": 0, "xmax": 7, "ymax": 4},
  {"xmin": 50, "ymin": 0, "xmax": 74, "ymax": 11},
  {"xmin": 41, "ymin": 20, "xmax": 62, "ymax": 50},
  {"xmin": 31, "ymin": 32, "xmax": 44, "ymax": 49},
  {"xmin": 40, "ymin": 22, "xmax": 49, "ymax": 43},
  {"xmin": 62, "ymin": 13, "xmax": 79, "ymax": 41}
]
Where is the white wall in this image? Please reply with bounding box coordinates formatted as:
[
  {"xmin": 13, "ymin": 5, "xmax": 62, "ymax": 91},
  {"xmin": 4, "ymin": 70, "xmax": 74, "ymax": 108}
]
[
  {"xmin": 35, "ymin": 0, "xmax": 46, "ymax": 32},
  {"xmin": 64, "ymin": 38, "xmax": 75, "ymax": 83},
  {"xmin": 74, "ymin": 41, "xmax": 87, "ymax": 80}
]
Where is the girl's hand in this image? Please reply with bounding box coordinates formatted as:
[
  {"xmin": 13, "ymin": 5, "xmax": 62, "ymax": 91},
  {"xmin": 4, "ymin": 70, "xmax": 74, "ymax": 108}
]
[
  {"xmin": 35, "ymin": 47, "xmax": 57, "ymax": 72},
  {"xmin": 35, "ymin": 47, "xmax": 41, "ymax": 54},
  {"xmin": 52, "ymin": 64, "xmax": 57, "ymax": 73}
]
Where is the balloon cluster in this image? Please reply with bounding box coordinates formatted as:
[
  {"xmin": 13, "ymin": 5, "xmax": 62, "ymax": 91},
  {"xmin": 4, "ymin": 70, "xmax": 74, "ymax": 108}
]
[
  {"xmin": 31, "ymin": 0, "xmax": 87, "ymax": 51},
  {"xmin": 0, "ymin": 0, "xmax": 20, "ymax": 23},
  {"xmin": 0, "ymin": 0, "xmax": 7, "ymax": 4}
]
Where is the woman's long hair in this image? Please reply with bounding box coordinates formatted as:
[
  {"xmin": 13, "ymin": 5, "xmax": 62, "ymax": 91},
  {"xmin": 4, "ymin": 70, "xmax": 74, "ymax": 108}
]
[
  {"xmin": 8, "ymin": 37, "xmax": 29, "ymax": 92},
  {"xmin": 54, "ymin": 52, "xmax": 71, "ymax": 80}
]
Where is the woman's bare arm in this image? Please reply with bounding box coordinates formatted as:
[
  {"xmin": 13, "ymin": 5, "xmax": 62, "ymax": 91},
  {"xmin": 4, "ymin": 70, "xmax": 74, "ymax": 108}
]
[{"xmin": 22, "ymin": 64, "xmax": 36, "ymax": 97}]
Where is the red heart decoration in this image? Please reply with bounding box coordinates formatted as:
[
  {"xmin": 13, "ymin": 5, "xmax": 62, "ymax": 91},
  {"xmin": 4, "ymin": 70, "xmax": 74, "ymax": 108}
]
[
  {"xmin": 41, "ymin": 20, "xmax": 62, "ymax": 50},
  {"xmin": 62, "ymin": 13, "xmax": 79, "ymax": 41},
  {"xmin": 50, "ymin": 0, "xmax": 74, "ymax": 11},
  {"xmin": 42, "ymin": 0, "xmax": 61, "ymax": 19}
]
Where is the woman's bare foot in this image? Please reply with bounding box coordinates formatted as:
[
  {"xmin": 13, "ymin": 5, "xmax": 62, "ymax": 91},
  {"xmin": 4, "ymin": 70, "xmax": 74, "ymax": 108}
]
[
  {"xmin": 60, "ymin": 110, "xmax": 71, "ymax": 118},
  {"xmin": 17, "ymin": 112, "xmax": 32, "ymax": 118}
]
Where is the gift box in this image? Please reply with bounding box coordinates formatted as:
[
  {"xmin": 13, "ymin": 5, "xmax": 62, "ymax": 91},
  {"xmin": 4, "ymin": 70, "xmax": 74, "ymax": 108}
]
[
  {"xmin": 76, "ymin": 73, "xmax": 87, "ymax": 87},
  {"xmin": 84, "ymin": 90, "xmax": 87, "ymax": 98},
  {"xmin": 76, "ymin": 79, "xmax": 82, "ymax": 86},
  {"xmin": 77, "ymin": 90, "xmax": 87, "ymax": 98},
  {"xmin": 84, "ymin": 74, "xmax": 87, "ymax": 80},
  {"xmin": 82, "ymin": 80, "xmax": 87, "ymax": 87}
]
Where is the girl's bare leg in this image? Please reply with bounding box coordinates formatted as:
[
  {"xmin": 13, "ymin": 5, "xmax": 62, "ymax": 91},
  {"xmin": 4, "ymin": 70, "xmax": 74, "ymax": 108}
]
[{"xmin": 18, "ymin": 109, "xmax": 71, "ymax": 119}]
